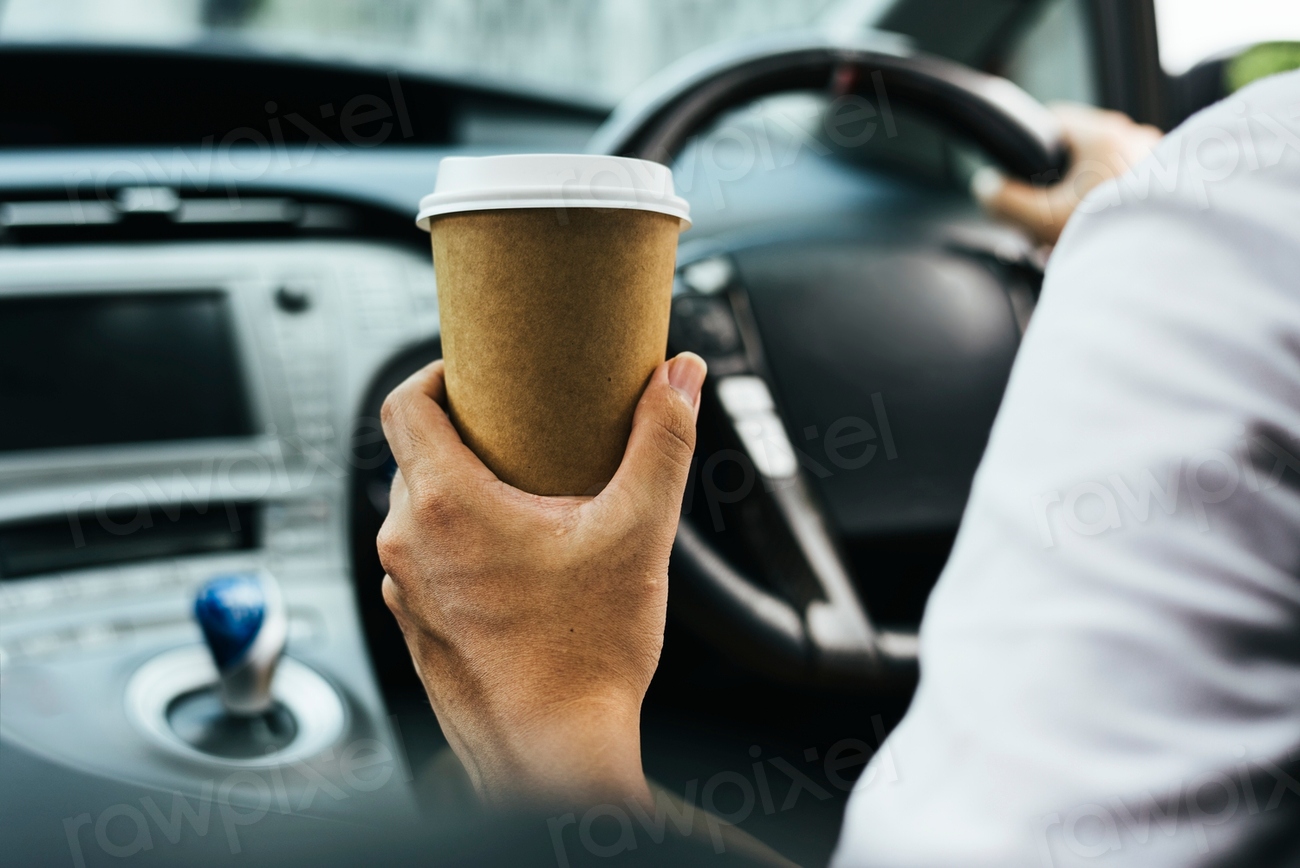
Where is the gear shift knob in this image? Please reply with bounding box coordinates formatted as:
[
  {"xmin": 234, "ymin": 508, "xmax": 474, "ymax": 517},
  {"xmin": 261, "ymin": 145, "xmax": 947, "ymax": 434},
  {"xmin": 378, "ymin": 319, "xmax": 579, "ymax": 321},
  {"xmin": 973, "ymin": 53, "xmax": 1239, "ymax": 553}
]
[{"xmin": 194, "ymin": 572, "xmax": 287, "ymax": 715}]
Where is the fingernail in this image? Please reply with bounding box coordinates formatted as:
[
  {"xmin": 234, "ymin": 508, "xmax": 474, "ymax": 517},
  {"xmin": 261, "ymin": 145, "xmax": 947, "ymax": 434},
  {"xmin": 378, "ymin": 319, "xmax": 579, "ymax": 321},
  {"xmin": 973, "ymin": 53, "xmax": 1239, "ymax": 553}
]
[
  {"xmin": 970, "ymin": 166, "xmax": 1005, "ymax": 204},
  {"xmin": 668, "ymin": 352, "xmax": 707, "ymax": 407}
]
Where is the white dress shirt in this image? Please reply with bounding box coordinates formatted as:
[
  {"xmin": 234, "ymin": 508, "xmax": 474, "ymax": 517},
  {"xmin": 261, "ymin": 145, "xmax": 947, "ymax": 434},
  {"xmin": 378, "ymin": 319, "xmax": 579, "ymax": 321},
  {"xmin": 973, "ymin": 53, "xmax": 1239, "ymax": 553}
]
[{"xmin": 834, "ymin": 70, "xmax": 1300, "ymax": 867}]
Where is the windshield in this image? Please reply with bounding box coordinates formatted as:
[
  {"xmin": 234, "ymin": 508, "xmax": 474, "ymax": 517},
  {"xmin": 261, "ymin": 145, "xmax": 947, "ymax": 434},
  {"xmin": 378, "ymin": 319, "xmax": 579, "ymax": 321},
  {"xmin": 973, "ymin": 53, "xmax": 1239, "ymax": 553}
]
[{"xmin": 0, "ymin": 0, "xmax": 880, "ymax": 107}]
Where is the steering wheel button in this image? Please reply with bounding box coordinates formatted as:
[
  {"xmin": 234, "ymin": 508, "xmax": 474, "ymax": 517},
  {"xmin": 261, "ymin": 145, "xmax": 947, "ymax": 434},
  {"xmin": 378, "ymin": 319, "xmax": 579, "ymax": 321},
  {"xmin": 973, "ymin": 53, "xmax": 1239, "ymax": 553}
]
[
  {"xmin": 671, "ymin": 296, "xmax": 741, "ymax": 356},
  {"xmin": 681, "ymin": 257, "xmax": 733, "ymax": 295},
  {"xmin": 717, "ymin": 375, "xmax": 776, "ymax": 415},
  {"xmin": 720, "ymin": 377, "xmax": 798, "ymax": 479},
  {"xmin": 734, "ymin": 414, "xmax": 798, "ymax": 479}
]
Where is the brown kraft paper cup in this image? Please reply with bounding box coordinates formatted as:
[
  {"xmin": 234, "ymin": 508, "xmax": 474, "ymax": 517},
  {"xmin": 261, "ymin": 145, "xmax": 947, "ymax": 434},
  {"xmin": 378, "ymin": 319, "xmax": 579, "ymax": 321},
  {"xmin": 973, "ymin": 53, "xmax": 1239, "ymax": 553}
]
[{"xmin": 429, "ymin": 207, "xmax": 681, "ymax": 496}]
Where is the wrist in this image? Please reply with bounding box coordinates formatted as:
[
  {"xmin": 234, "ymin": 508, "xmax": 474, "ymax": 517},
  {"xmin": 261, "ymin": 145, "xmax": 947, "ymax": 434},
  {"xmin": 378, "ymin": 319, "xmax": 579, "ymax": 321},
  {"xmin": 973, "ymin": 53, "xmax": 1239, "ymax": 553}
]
[{"xmin": 476, "ymin": 693, "xmax": 651, "ymax": 810}]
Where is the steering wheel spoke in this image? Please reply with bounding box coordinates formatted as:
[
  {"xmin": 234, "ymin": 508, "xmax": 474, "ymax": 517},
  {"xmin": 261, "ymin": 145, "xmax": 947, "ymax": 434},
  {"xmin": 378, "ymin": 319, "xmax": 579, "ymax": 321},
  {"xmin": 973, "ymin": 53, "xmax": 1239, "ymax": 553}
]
[{"xmin": 671, "ymin": 267, "xmax": 918, "ymax": 686}]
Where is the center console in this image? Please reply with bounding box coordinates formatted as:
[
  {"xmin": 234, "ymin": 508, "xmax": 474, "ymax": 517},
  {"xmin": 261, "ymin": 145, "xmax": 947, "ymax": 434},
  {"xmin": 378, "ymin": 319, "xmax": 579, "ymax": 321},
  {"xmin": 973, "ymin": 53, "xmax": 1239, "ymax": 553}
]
[{"xmin": 0, "ymin": 240, "xmax": 442, "ymax": 841}]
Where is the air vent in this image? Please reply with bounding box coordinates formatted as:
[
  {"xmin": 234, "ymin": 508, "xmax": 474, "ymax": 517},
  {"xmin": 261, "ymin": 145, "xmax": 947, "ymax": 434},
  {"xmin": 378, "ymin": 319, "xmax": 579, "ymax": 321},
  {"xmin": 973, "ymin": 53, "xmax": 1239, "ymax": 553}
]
[
  {"xmin": 2, "ymin": 186, "xmax": 350, "ymax": 230},
  {"xmin": 0, "ymin": 187, "xmax": 417, "ymax": 246}
]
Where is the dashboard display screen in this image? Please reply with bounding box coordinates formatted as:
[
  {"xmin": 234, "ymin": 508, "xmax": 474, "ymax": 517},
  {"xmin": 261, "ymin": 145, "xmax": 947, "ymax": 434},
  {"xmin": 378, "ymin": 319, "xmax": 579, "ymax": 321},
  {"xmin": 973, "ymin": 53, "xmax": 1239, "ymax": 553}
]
[{"xmin": 0, "ymin": 292, "xmax": 254, "ymax": 451}]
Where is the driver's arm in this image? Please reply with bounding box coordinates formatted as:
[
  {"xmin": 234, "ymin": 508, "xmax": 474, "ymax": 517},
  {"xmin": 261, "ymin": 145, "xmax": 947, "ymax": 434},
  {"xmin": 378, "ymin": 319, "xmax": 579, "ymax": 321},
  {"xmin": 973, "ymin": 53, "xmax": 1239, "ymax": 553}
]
[
  {"xmin": 376, "ymin": 351, "xmax": 706, "ymax": 808},
  {"xmin": 833, "ymin": 71, "xmax": 1300, "ymax": 865}
]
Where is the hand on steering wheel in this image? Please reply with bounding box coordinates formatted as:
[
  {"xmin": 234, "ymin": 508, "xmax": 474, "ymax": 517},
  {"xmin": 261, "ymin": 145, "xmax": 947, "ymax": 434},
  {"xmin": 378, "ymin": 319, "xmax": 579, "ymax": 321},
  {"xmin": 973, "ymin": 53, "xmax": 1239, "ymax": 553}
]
[
  {"xmin": 377, "ymin": 354, "xmax": 706, "ymax": 807},
  {"xmin": 972, "ymin": 103, "xmax": 1164, "ymax": 245}
]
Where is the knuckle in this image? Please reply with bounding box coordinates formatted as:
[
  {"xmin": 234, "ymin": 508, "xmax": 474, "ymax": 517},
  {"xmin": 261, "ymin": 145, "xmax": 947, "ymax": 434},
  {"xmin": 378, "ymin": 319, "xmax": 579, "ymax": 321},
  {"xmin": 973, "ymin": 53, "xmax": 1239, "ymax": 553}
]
[
  {"xmin": 375, "ymin": 521, "xmax": 405, "ymax": 575},
  {"xmin": 379, "ymin": 389, "xmax": 407, "ymax": 432},
  {"xmin": 406, "ymin": 474, "xmax": 453, "ymax": 522},
  {"xmin": 380, "ymin": 574, "xmax": 406, "ymax": 616},
  {"xmin": 650, "ymin": 401, "xmax": 696, "ymax": 468}
]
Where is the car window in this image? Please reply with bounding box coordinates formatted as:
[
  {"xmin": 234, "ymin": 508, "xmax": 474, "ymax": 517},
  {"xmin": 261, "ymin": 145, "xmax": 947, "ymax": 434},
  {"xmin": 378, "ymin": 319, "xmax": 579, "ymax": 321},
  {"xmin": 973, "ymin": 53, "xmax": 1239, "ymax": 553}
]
[
  {"xmin": 0, "ymin": 0, "xmax": 848, "ymax": 107},
  {"xmin": 999, "ymin": 0, "xmax": 1097, "ymax": 106},
  {"xmin": 1154, "ymin": 0, "xmax": 1300, "ymax": 75}
]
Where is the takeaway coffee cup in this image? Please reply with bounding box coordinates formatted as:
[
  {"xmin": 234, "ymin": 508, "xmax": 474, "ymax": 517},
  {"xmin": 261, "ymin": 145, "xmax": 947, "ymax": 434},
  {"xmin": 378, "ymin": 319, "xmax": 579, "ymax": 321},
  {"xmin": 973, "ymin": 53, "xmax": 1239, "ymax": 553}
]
[{"xmin": 415, "ymin": 154, "xmax": 691, "ymax": 496}]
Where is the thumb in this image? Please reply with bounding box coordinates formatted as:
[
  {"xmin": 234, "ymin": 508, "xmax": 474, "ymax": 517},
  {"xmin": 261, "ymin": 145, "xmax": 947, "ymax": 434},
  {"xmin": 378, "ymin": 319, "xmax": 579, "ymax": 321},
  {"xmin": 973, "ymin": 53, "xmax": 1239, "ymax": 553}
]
[
  {"xmin": 598, "ymin": 352, "xmax": 707, "ymax": 522},
  {"xmin": 971, "ymin": 167, "xmax": 1070, "ymax": 245}
]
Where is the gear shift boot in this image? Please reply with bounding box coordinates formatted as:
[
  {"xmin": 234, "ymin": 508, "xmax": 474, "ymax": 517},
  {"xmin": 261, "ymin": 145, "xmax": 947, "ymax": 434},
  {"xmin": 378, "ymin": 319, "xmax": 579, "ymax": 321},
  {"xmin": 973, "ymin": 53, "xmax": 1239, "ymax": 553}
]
[{"xmin": 166, "ymin": 688, "xmax": 298, "ymax": 758}]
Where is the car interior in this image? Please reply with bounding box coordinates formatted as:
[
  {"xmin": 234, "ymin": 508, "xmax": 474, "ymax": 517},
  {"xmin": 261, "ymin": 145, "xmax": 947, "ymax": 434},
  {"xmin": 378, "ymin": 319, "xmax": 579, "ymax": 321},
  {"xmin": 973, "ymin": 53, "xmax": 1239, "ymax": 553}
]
[{"xmin": 0, "ymin": 0, "xmax": 1291, "ymax": 865}]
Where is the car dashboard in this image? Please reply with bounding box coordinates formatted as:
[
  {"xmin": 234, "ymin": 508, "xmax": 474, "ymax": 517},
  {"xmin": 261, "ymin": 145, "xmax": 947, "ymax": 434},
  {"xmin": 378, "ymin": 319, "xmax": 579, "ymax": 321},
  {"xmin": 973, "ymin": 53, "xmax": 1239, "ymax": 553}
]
[{"xmin": 0, "ymin": 41, "xmax": 1029, "ymax": 862}]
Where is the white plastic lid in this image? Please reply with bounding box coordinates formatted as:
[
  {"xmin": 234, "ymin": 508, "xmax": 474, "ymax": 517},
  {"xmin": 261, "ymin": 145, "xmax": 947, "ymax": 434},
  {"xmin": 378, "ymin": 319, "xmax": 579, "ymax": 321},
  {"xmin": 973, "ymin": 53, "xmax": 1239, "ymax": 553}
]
[{"xmin": 416, "ymin": 154, "xmax": 691, "ymax": 231}]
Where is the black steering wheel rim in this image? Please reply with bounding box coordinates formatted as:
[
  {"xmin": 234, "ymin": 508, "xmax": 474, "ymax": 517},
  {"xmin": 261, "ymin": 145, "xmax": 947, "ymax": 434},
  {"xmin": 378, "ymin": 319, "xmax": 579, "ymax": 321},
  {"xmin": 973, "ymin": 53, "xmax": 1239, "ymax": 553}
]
[
  {"xmin": 592, "ymin": 30, "xmax": 1064, "ymax": 688},
  {"xmin": 590, "ymin": 30, "xmax": 1067, "ymax": 180}
]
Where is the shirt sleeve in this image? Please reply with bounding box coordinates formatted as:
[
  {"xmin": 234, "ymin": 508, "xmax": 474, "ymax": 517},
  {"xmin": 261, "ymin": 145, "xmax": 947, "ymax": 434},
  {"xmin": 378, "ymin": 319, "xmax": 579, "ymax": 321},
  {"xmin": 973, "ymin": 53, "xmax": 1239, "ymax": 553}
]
[{"xmin": 833, "ymin": 70, "xmax": 1300, "ymax": 868}]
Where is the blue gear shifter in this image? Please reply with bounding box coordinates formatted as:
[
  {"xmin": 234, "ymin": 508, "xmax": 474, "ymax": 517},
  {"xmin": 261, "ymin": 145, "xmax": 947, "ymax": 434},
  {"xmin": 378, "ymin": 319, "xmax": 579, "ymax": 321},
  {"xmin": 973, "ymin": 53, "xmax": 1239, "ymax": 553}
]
[{"xmin": 194, "ymin": 572, "xmax": 287, "ymax": 716}]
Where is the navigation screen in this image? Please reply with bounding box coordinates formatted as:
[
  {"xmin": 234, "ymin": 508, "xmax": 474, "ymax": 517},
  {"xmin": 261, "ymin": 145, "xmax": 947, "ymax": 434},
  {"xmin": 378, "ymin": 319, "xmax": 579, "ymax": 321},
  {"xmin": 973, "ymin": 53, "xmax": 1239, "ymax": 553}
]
[{"xmin": 0, "ymin": 292, "xmax": 254, "ymax": 451}]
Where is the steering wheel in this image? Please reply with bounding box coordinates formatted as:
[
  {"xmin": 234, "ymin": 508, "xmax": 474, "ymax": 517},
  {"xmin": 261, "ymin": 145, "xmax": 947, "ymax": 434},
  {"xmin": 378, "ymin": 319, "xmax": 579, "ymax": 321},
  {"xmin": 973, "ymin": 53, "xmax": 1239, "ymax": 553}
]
[{"xmin": 588, "ymin": 31, "xmax": 1067, "ymax": 688}]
